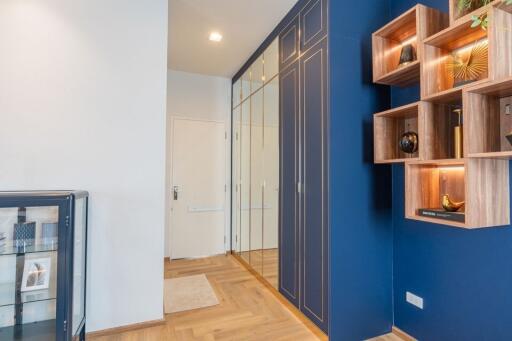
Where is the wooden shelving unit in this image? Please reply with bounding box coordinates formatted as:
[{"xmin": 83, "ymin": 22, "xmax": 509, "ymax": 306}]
[
  {"xmin": 372, "ymin": 5, "xmax": 448, "ymax": 86},
  {"xmin": 372, "ymin": 1, "xmax": 512, "ymax": 229},
  {"xmin": 374, "ymin": 102, "xmax": 424, "ymax": 163},
  {"xmin": 464, "ymin": 76, "xmax": 512, "ymax": 158},
  {"xmin": 421, "ymin": 15, "xmax": 489, "ymax": 98},
  {"xmin": 405, "ymin": 158, "xmax": 509, "ymax": 228}
]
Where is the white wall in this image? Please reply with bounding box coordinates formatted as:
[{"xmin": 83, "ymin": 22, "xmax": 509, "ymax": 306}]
[
  {"xmin": 166, "ymin": 70, "xmax": 231, "ymax": 257},
  {"xmin": 0, "ymin": 0, "xmax": 168, "ymax": 333}
]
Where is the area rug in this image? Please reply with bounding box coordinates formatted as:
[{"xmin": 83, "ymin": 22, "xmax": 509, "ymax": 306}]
[{"xmin": 164, "ymin": 274, "xmax": 219, "ymax": 314}]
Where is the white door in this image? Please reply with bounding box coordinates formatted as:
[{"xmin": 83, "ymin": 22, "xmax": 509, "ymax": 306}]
[{"xmin": 171, "ymin": 118, "xmax": 226, "ymax": 259}]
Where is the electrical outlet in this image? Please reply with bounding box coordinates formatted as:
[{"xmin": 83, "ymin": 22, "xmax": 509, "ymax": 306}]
[{"xmin": 406, "ymin": 291, "xmax": 424, "ymax": 309}]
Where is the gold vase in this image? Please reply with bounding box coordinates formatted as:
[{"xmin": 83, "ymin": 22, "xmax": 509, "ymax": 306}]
[{"xmin": 453, "ymin": 109, "xmax": 463, "ymax": 159}]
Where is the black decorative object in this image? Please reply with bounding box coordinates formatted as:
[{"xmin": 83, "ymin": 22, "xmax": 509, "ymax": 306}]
[
  {"xmin": 13, "ymin": 222, "xmax": 36, "ymax": 248},
  {"xmin": 399, "ymin": 131, "xmax": 419, "ymax": 154},
  {"xmin": 398, "ymin": 44, "xmax": 417, "ymax": 68},
  {"xmin": 506, "ymin": 132, "xmax": 512, "ymax": 146}
]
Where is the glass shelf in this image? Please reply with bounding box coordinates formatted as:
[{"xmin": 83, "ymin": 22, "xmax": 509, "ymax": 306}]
[
  {"xmin": 0, "ymin": 243, "xmax": 58, "ymax": 257},
  {"xmin": 0, "ymin": 283, "xmax": 57, "ymax": 308},
  {"xmin": 0, "ymin": 319, "xmax": 56, "ymax": 341}
]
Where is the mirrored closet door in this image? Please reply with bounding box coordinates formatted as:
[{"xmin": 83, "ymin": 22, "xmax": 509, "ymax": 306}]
[{"xmin": 232, "ymin": 38, "xmax": 280, "ymax": 289}]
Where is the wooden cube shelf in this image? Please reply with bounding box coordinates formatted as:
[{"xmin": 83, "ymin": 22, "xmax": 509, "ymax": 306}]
[
  {"xmin": 372, "ymin": 1, "xmax": 512, "ymax": 229},
  {"xmin": 449, "ymin": 0, "xmax": 496, "ymax": 24},
  {"xmin": 405, "ymin": 158, "xmax": 510, "ymax": 228},
  {"xmin": 465, "ymin": 76, "xmax": 512, "ymax": 158},
  {"xmin": 372, "ymin": 5, "xmax": 448, "ymax": 87},
  {"xmin": 422, "ymin": 6, "xmax": 512, "ymax": 98},
  {"xmin": 374, "ymin": 102, "xmax": 424, "ymax": 163},
  {"xmin": 422, "ymin": 16, "xmax": 489, "ymax": 98},
  {"xmin": 449, "ymin": 1, "xmax": 512, "ymax": 24},
  {"xmin": 423, "ymin": 94, "xmax": 464, "ymax": 160}
]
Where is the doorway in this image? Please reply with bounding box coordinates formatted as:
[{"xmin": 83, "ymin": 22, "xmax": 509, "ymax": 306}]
[{"xmin": 170, "ymin": 117, "xmax": 227, "ymax": 259}]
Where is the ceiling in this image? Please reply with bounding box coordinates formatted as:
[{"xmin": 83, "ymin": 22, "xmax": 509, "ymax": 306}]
[{"xmin": 168, "ymin": 0, "xmax": 298, "ymax": 78}]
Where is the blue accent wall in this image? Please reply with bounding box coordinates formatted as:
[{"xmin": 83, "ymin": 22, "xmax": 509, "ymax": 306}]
[
  {"xmin": 329, "ymin": 1, "xmax": 394, "ymax": 339},
  {"xmin": 390, "ymin": 1, "xmax": 512, "ymax": 340}
]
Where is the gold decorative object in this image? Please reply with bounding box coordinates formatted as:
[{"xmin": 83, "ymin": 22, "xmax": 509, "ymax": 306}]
[
  {"xmin": 453, "ymin": 108, "xmax": 463, "ymax": 159},
  {"xmin": 442, "ymin": 194, "xmax": 465, "ymax": 212},
  {"xmin": 446, "ymin": 40, "xmax": 488, "ymax": 86}
]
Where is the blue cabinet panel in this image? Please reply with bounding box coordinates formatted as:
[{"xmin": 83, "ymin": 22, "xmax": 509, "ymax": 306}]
[
  {"xmin": 280, "ymin": 16, "xmax": 300, "ymax": 71},
  {"xmin": 300, "ymin": 37, "xmax": 329, "ymax": 333},
  {"xmin": 300, "ymin": 0, "xmax": 327, "ymax": 52},
  {"xmin": 279, "ymin": 60, "xmax": 300, "ymax": 307}
]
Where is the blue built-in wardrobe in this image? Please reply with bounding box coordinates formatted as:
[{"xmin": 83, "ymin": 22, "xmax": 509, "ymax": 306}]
[
  {"xmin": 279, "ymin": 0, "xmax": 329, "ymax": 332},
  {"xmin": 232, "ymin": 0, "xmax": 394, "ymax": 338}
]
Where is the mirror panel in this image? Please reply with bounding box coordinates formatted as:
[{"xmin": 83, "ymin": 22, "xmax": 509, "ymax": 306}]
[
  {"xmin": 264, "ymin": 38, "xmax": 279, "ymax": 83},
  {"xmin": 251, "ymin": 56, "xmax": 264, "ymax": 93},
  {"xmin": 232, "ymin": 42, "xmax": 280, "ymax": 286},
  {"xmin": 232, "ymin": 106, "xmax": 241, "ymax": 253},
  {"xmin": 263, "ymin": 77, "xmax": 280, "ymax": 288},
  {"xmin": 233, "ymin": 79, "xmax": 242, "ymax": 108},
  {"xmin": 250, "ymin": 88, "xmax": 264, "ymax": 275},
  {"xmin": 242, "ymin": 69, "xmax": 251, "ymax": 101},
  {"xmin": 240, "ymin": 99, "xmax": 251, "ymax": 263}
]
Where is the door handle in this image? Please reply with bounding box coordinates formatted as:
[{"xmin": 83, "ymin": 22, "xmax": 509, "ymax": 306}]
[{"xmin": 173, "ymin": 186, "xmax": 181, "ymax": 200}]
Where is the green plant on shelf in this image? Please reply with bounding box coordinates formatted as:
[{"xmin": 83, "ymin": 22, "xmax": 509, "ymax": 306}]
[{"xmin": 464, "ymin": 0, "xmax": 512, "ymax": 30}]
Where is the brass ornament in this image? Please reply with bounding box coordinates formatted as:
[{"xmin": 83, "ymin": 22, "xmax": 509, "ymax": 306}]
[
  {"xmin": 446, "ymin": 41, "xmax": 488, "ymax": 85},
  {"xmin": 442, "ymin": 194, "xmax": 465, "ymax": 212}
]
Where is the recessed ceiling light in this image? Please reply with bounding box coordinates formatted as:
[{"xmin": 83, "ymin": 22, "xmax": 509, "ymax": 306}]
[{"xmin": 209, "ymin": 32, "xmax": 223, "ymax": 42}]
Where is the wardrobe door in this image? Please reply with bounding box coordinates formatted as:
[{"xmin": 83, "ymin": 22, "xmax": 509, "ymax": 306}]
[
  {"xmin": 279, "ymin": 60, "xmax": 300, "ymax": 307},
  {"xmin": 279, "ymin": 15, "xmax": 300, "ymax": 71},
  {"xmin": 300, "ymin": 37, "xmax": 328, "ymax": 332},
  {"xmin": 300, "ymin": 0, "xmax": 327, "ymax": 52},
  {"xmin": 250, "ymin": 88, "xmax": 264, "ymax": 275},
  {"xmin": 240, "ymin": 99, "xmax": 251, "ymax": 264}
]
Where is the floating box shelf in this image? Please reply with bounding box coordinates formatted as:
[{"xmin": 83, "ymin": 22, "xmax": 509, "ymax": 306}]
[
  {"xmin": 449, "ymin": 0, "xmax": 496, "ymax": 25},
  {"xmin": 372, "ymin": 5, "xmax": 448, "ymax": 87},
  {"xmin": 421, "ymin": 16, "xmax": 489, "ymax": 98},
  {"xmin": 465, "ymin": 76, "xmax": 512, "ymax": 158},
  {"xmin": 449, "ymin": 1, "xmax": 512, "ymax": 24},
  {"xmin": 374, "ymin": 102, "xmax": 424, "ymax": 163},
  {"xmin": 405, "ymin": 158, "xmax": 510, "ymax": 228},
  {"xmin": 422, "ymin": 6, "xmax": 512, "ymax": 98},
  {"xmin": 423, "ymin": 93, "xmax": 464, "ymax": 160}
]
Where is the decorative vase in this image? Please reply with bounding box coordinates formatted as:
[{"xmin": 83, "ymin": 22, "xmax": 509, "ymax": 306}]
[
  {"xmin": 398, "ymin": 44, "xmax": 416, "ymax": 68},
  {"xmin": 453, "ymin": 108, "xmax": 463, "ymax": 159},
  {"xmin": 442, "ymin": 194, "xmax": 465, "ymax": 212},
  {"xmin": 399, "ymin": 131, "xmax": 418, "ymax": 154}
]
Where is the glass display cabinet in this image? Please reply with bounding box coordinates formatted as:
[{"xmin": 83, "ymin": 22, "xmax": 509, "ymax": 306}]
[{"xmin": 0, "ymin": 191, "xmax": 88, "ymax": 341}]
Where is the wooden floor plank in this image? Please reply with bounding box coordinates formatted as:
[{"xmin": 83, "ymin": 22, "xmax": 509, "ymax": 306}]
[{"xmin": 89, "ymin": 254, "xmax": 321, "ymax": 341}]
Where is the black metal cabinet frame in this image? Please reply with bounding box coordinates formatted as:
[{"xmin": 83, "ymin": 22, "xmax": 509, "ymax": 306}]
[{"xmin": 0, "ymin": 191, "xmax": 88, "ymax": 341}]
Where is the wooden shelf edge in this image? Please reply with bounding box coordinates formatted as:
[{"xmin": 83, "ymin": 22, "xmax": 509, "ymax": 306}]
[
  {"xmin": 374, "ymin": 60, "xmax": 420, "ymax": 87},
  {"xmin": 373, "ymin": 5, "xmax": 419, "ymax": 37},
  {"xmin": 405, "ymin": 158, "xmax": 465, "ymax": 165},
  {"xmin": 464, "ymin": 76, "xmax": 512, "ymax": 95},
  {"xmin": 423, "ymin": 79, "xmax": 489, "ymax": 102},
  {"xmin": 468, "ymin": 152, "xmax": 512, "ymax": 159},
  {"xmin": 406, "ymin": 214, "xmax": 468, "ymax": 228},
  {"xmin": 374, "ymin": 101, "xmax": 420, "ymax": 117},
  {"xmin": 375, "ymin": 157, "xmax": 420, "ymax": 164}
]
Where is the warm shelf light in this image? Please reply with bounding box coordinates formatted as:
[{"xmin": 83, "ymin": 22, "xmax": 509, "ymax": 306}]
[{"xmin": 209, "ymin": 32, "xmax": 223, "ymax": 42}]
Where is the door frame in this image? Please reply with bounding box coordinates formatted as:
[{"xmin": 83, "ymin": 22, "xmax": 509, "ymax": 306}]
[{"xmin": 166, "ymin": 115, "xmax": 231, "ymax": 258}]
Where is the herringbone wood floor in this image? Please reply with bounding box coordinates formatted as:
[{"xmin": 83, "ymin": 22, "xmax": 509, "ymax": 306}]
[{"xmin": 88, "ymin": 255, "xmax": 323, "ymax": 341}]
